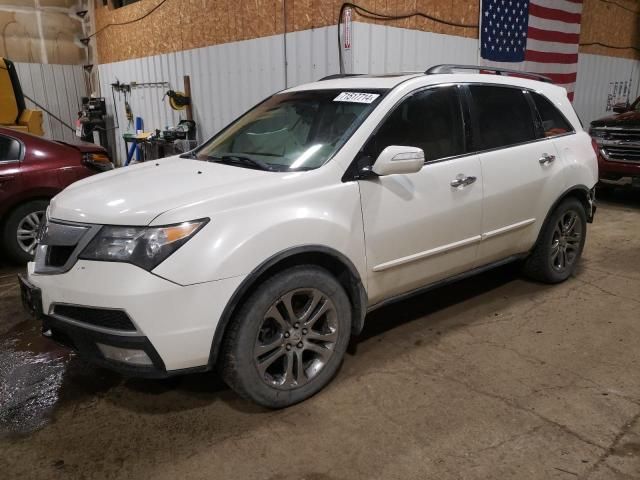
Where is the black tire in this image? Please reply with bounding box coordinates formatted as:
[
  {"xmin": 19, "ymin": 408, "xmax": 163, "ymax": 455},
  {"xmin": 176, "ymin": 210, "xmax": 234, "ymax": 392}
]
[
  {"xmin": 220, "ymin": 265, "xmax": 352, "ymax": 408},
  {"xmin": 522, "ymin": 197, "xmax": 587, "ymax": 283},
  {"xmin": 1, "ymin": 200, "xmax": 48, "ymax": 264}
]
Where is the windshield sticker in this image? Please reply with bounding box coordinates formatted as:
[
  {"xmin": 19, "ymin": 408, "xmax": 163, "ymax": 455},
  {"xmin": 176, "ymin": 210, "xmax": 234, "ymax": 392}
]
[{"xmin": 333, "ymin": 92, "xmax": 380, "ymax": 104}]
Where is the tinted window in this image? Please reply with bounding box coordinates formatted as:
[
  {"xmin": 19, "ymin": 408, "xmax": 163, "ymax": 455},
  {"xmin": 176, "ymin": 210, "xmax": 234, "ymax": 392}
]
[
  {"xmin": 469, "ymin": 85, "xmax": 536, "ymax": 150},
  {"xmin": 0, "ymin": 135, "xmax": 21, "ymax": 161},
  {"xmin": 365, "ymin": 86, "xmax": 464, "ymax": 162},
  {"xmin": 531, "ymin": 92, "xmax": 573, "ymax": 137}
]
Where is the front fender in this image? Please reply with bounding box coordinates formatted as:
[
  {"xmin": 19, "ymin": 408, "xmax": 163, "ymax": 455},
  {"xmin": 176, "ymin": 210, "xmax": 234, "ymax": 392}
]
[{"xmin": 151, "ymin": 182, "xmax": 366, "ymax": 287}]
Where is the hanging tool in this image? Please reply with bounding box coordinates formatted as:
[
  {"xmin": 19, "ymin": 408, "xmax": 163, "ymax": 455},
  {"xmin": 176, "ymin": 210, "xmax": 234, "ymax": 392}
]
[{"xmin": 164, "ymin": 90, "xmax": 191, "ymax": 111}]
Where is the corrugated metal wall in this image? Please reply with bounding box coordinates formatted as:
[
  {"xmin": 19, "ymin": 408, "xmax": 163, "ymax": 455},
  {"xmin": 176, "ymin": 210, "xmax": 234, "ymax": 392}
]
[
  {"xmin": 352, "ymin": 23, "xmax": 478, "ymax": 73},
  {"xmin": 97, "ymin": 21, "xmax": 640, "ymax": 165},
  {"xmin": 98, "ymin": 26, "xmax": 339, "ymax": 165},
  {"xmin": 14, "ymin": 62, "xmax": 88, "ymax": 143},
  {"xmin": 574, "ymin": 54, "xmax": 640, "ymax": 128}
]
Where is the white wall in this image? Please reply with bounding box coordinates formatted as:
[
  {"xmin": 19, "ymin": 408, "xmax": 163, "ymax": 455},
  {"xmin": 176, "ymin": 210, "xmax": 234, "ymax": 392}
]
[
  {"xmin": 352, "ymin": 22, "xmax": 640, "ymax": 128},
  {"xmin": 97, "ymin": 21, "xmax": 640, "ymax": 165},
  {"xmin": 14, "ymin": 62, "xmax": 88, "ymax": 143},
  {"xmin": 573, "ymin": 53, "xmax": 640, "ymax": 127},
  {"xmin": 98, "ymin": 26, "xmax": 339, "ymax": 165}
]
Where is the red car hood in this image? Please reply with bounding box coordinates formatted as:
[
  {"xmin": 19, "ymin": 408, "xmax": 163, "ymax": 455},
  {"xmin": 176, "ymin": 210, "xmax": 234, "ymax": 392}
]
[{"xmin": 55, "ymin": 140, "xmax": 107, "ymax": 154}]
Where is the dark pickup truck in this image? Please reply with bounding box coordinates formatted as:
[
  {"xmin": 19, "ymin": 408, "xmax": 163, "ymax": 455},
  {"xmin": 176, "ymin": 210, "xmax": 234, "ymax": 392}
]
[{"xmin": 590, "ymin": 98, "xmax": 640, "ymax": 189}]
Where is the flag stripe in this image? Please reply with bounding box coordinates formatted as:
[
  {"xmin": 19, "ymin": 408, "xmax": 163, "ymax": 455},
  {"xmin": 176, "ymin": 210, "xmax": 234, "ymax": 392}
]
[
  {"xmin": 527, "ymin": 26, "xmax": 580, "ymax": 44},
  {"xmin": 524, "ymin": 61, "xmax": 577, "ymax": 74},
  {"xmin": 525, "ymin": 38, "xmax": 578, "ymax": 54},
  {"xmin": 530, "ymin": 0, "xmax": 583, "ymax": 14},
  {"xmin": 528, "ymin": 15, "xmax": 581, "ymax": 35},
  {"xmin": 528, "ymin": 3, "xmax": 581, "ymax": 24},
  {"xmin": 541, "ymin": 72, "xmax": 578, "ymax": 84},
  {"xmin": 525, "ymin": 50, "xmax": 578, "ymax": 64}
]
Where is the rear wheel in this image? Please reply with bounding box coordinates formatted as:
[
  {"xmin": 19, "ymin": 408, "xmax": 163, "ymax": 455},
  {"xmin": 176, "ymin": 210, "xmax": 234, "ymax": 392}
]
[
  {"xmin": 1, "ymin": 200, "xmax": 48, "ymax": 264},
  {"xmin": 220, "ymin": 266, "xmax": 351, "ymax": 408},
  {"xmin": 522, "ymin": 198, "xmax": 587, "ymax": 283}
]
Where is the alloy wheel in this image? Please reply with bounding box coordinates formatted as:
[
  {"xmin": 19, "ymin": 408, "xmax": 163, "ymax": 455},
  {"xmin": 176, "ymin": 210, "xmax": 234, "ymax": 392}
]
[
  {"xmin": 550, "ymin": 210, "xmax": 582, "ymax": 272},
  {"xmin": 254, "ymin": 288, "xmax": 338, "ymax": 389},
  {"xmin": 16, "ymin": 211, "xmax": 44, "ymax": 255}
]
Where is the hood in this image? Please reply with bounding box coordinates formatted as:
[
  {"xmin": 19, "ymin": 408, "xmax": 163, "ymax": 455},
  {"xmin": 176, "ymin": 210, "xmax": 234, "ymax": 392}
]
[
  {"xmin": 590, "ymin": 110, "xmax": 640, "ymax": 129},
  {"xmin": 49, "ymin": 156, "xmax": 287, "ymax": 225}
]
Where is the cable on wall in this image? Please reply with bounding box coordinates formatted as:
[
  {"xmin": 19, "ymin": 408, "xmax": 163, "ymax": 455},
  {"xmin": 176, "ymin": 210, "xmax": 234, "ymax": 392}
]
[
  {"xmin": 88, "ymin": 0, "xmax": 170, "ymax": 39},
  {"xmin": 337, "ymin": 1, "xmax": 640, "ymax": 74},
  {"xmin": 337, "ymin": 2, "xmax": 479, "ymax": 74}
]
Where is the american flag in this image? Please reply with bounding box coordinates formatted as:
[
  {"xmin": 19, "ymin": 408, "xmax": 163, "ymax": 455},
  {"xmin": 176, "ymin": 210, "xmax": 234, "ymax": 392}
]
[{"xmin": 480, "ymin": 0, "xmax": 583, "ymax": 101}]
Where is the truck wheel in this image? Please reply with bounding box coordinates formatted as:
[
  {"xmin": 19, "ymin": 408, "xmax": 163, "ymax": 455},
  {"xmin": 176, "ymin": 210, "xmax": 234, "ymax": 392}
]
[
  {"xmin": 220, "ymin": 265, "xmax": 352, "ymax": 408},
  {"xmin": 1, "ymin": 200, "xmax": 48, "ymax": 264},
  {"xmin": 522, "ymin": 198, "xmax": 587, "ymax": 284}
]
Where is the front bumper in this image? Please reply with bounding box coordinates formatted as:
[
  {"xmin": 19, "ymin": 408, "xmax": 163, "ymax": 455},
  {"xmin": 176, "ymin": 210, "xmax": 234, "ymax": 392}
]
[
  {"xmin": 25, "ymin": 260, "xmax": 245, "ymax": 373},
  {"xmin": 597, "ymin": 150, "xmax": 640, "ymax": 188}
]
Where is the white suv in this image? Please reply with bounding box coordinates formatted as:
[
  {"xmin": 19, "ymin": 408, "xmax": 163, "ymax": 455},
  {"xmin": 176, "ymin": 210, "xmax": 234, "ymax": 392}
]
[{"xmin": 20, "ymin": 65, "xmax": 598, "ymax": 408}]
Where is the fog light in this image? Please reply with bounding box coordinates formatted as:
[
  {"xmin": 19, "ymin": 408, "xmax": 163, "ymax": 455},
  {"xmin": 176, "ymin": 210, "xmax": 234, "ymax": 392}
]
[{"xmin": 97, "ymin": 343, "xmax": 153, "ymax": 366}]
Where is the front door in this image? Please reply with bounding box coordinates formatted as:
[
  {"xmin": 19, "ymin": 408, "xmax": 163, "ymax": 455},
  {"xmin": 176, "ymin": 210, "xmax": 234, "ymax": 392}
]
[{"xmin": 357, "ymin": 86, "xmax": 483, "ymax": 305}]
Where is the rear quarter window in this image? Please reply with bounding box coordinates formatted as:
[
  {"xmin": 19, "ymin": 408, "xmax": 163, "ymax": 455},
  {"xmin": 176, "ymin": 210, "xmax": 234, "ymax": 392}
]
[
  {"xmin": 530, "ymin": 92, "xmax": 574, "ymax": 137},
  {"xmin": 0, "ymin": 135, "xmax": 22, "ymax": 161}
]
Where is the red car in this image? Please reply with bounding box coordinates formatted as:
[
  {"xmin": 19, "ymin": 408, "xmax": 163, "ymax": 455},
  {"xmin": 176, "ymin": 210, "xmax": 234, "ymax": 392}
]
[
  {"xmin": 0, "ymin": 127, "xmax": 113, "ymax": 263},
  {"xmin": 589, "ymin": 98, "xmax": 640, "ymax": 190}
]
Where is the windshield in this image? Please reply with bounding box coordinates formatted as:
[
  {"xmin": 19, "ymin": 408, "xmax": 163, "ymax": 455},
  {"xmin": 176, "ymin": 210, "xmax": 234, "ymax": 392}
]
[{"xmin": 195, "ymin": 89, "xmax": 385, "ymax": 171}]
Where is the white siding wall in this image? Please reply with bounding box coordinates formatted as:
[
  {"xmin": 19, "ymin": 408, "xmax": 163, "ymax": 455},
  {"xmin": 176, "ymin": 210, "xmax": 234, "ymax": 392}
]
[
  {"xmin": 14, "ymin": 62, "xmax": 88, "ymax": 143},
  {"xmin": 98, "ymin": 26, "xmax": 339, "ymax": 165},
  {"xmin": 573, "ymin": 53, "xmax": 640, "ymax": 128},
  {"xmin": 97, "ymin": 21, "xmax": 640, "ymax": 164},
  {"xmin": 352, "ymin": 22, "xmax": 478, "ymax": 73}
]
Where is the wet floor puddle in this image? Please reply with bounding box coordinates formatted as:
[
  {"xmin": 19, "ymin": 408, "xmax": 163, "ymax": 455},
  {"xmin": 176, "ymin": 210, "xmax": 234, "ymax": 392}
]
[{"xmin": 0, "ymin": 321, "xmax": 73, "ymax": 438}]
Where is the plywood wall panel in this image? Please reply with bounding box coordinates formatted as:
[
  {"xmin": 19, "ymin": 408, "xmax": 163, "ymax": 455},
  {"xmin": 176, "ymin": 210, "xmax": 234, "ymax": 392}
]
[
  {"xmin": 94, "ymin": 0, "xmax": 639, "ymax": 64},
  {"xmin": 579, "ymin": 0, "xmax": 639, "ymax": 59}
]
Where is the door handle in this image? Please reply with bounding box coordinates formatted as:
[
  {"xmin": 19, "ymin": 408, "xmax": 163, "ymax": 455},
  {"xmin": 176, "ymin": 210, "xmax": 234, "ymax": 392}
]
[
  {"xmin": 539, "ymin": 153, "xmax": 556, "ymax": 165},
  {"xmin": 450, "ymin": 174, "xmax": 477, "ymax": 188}
]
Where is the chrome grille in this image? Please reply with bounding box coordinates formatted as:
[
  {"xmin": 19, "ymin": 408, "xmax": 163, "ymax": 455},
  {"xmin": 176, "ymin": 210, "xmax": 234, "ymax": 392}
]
[
  {"xmin": 603, "ymin": 130, "xmax": 640, "ymax": 142},
  {"xmin": 34, "ymin": 220, "xmax": 101, "ymax": 274},
  {"xmin": 600, "ymin": 136, "xmax": 640, "ymax": 163}
]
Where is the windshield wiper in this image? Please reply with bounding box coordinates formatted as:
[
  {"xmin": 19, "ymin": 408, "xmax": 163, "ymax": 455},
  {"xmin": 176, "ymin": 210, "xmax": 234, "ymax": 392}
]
[
  {"xmin": 179, "ymin": 151, "xmax": 198, "ymax": 159},
  {"xmin": 207, "ymin": 155, "xmax": 274, "ymax": 171}
]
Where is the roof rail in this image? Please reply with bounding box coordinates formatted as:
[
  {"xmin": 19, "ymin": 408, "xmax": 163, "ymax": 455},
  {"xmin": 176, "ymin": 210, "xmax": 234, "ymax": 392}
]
[
  {"xmin": 425, "ymin": 64, "xmax": 553, "ymax": 84},
  {"xmin": 318, "ymin": 73, "xmax": 362, "ymax": 81}
]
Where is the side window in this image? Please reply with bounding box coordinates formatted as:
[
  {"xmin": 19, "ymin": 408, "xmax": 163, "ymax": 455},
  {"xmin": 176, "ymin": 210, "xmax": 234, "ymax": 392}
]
[
  {"xmin": 468, "ymin": 85, "xmax": 537, "ymax": 151},
  {"xmin": 531, "ymin": 92, "xmax": 574, "ymax": 137},
  {"xmin": 0, "ymin": 135, "xmax": 21, "ymax": 161},
  {"xmin": 365, "ymin": 86, "xmax": 465, "ymax": 162}
]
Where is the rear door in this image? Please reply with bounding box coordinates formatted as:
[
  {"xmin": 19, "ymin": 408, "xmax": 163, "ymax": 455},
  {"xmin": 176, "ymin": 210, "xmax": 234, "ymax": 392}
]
[
  {"xmin": 358, "ymin": 85, "xmax": 483, "ymax": 305},
  {"xmin": 466, "ymin": 85, "xmax": 569, "ymax": 265}
]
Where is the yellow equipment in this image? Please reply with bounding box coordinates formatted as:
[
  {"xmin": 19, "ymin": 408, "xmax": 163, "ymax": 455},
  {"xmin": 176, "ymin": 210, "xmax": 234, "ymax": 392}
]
[{"xmin": 0, "ymin": 57, "xmax": 44, "ymax": 136}]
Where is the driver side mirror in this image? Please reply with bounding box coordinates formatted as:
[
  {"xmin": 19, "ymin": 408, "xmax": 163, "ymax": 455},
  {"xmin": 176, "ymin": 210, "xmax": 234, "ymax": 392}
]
[
  {"xmin": 372, "ymin": 146, "xmax": 425, "ymax": 176},
  {"xmin": 612, "ymin": 102, "xmax": 630, "ymax": 114}
]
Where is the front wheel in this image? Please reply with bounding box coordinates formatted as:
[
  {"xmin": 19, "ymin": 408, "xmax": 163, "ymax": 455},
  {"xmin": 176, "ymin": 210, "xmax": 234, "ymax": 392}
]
[
  {"xmin": 220, "ymin": 266, "xmax": 352, "ymax": 408},
  {"xmin": 1, "ymin": 200, "xmax": 48, "ymax": 264},
  {"xmin": 522, "ymin": 198, "xmax": 587, "ymax": 283}
]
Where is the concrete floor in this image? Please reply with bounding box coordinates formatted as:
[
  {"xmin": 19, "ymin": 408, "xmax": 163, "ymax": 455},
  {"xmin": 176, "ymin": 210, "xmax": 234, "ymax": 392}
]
[{"xmin": 1, "ymin": 192, "xmax": 639, "ymax": 480}]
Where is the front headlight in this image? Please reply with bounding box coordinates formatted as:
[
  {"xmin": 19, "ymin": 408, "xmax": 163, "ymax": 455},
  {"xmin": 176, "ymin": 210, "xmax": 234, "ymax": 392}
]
[{"xmin": 79, "ymin": 219, "xmax": 208, "ymax": 271}]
